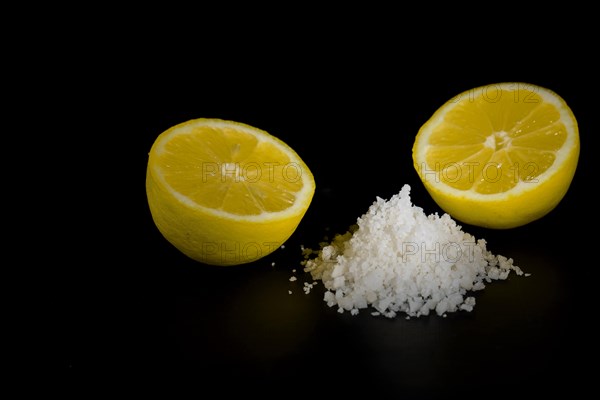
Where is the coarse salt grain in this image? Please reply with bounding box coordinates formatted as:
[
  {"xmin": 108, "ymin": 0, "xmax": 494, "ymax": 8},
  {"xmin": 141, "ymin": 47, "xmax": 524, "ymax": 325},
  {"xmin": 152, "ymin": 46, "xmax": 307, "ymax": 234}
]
[
  {"xmin": 301, "ymin": 184, "xmax": 525, "ymax": 318},
  {"xmin": 303, "ymin": 281, "xmax": 318, "ymax": 294}
]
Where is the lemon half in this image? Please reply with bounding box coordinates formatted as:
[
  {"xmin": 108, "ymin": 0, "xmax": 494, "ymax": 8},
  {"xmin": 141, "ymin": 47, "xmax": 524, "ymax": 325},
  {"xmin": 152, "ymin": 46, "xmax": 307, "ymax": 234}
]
[
  {"xmin": 146, "ymin": 118, "xmax": 316, "ymax": 265},
  {"xmin": 412, "ymin": 82, "xmax": 579, "ymax": 229}
]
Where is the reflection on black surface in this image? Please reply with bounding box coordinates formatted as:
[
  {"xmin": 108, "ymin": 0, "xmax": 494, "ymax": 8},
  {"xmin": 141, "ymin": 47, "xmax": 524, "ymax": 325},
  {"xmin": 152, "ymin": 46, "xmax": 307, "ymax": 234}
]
[
  {"xmin": 157, "ymin": 228, "xmax": 573, "ymax": 394},
  {"xmin": 65, "ymin": 70, "xmax": 593, "ymax": 396}
]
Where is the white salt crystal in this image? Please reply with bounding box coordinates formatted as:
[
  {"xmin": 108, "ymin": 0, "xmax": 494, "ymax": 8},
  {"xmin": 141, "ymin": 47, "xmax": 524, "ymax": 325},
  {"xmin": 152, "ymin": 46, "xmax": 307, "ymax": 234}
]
[{"xmin": 301, "ymin": 184, "xmax": 526, "ymax": 318}]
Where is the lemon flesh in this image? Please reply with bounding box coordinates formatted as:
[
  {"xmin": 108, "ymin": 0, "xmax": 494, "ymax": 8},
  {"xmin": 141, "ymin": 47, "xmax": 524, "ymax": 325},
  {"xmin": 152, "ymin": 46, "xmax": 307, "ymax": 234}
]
[
  {"xmin": 146, "ymin": 118, "xmax": 316, "ymax": 265},
  {"xmin": 413, "ymin": 82, "xmax": 579, "ymax": 229}
]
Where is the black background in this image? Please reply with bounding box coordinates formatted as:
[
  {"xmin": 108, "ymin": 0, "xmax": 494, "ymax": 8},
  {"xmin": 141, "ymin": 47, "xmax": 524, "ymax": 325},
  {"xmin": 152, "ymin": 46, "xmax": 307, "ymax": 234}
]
[{"xmin": 46, "ymin": 18, "xmax": 599, "ymax": 397}]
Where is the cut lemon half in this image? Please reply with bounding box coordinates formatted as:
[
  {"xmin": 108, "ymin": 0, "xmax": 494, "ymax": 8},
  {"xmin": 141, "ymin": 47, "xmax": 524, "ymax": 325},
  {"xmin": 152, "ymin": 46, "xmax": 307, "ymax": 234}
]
[
  {"xmin": 146, "ymin": 118, "xmax": 316, "ymax": 265},
  {"xmin": 413, "ymin": 82, "xmax": 579, "ymax": 229}
]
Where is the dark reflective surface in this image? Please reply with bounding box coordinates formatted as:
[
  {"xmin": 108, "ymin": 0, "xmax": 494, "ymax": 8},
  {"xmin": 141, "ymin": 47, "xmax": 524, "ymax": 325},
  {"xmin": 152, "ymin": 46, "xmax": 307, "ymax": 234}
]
[{"xmin": 62, "ymin": 65, "xmax": 595, "ymax": 397}]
